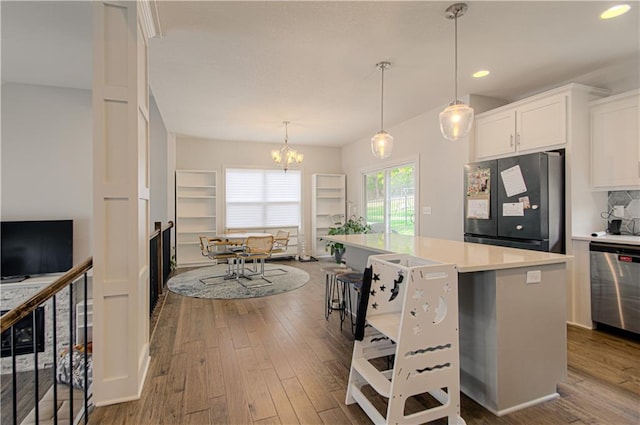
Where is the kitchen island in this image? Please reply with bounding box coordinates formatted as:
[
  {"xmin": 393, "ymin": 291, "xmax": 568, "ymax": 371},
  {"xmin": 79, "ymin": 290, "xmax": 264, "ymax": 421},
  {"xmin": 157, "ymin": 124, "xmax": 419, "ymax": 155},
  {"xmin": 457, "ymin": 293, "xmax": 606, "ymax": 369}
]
[{"xmin": 325, "ymin": 233, "xmax": 572, "ymax": 416}]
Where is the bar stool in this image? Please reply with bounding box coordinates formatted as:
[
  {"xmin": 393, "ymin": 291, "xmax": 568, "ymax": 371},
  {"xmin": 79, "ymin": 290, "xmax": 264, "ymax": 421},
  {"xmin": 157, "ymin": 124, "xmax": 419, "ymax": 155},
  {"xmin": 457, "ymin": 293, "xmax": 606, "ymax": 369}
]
[
  {"xmin": 336, "ymin": 271, "xmax": 364, "ymax": 335},
  {"xmin": 321, "ymin": 265, "xmax": 352, "ymax": 321}
]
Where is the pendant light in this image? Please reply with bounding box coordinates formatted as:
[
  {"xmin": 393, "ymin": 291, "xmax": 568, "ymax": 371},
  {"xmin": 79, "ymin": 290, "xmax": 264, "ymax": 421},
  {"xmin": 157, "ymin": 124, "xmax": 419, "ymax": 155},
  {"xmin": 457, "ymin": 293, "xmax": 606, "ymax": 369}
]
[
  {"xmin": 271, "ymin": 121, "xmax": 303, "ymax": 172},
  {"xmin": 439, "ymin": 3, "xmax": 474, "ymax": 142},
  {"xmin": 371, "ymin": 61, "xmax": 393, "ymax": 159}
]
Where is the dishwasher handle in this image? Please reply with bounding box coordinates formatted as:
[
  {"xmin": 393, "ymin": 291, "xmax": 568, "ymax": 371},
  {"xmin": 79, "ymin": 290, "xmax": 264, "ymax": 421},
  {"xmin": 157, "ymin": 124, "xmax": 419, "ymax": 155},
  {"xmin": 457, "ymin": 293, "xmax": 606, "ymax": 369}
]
[{"xmin": 590, "ymin": 242, "xmax": 640, "ymax": 256}]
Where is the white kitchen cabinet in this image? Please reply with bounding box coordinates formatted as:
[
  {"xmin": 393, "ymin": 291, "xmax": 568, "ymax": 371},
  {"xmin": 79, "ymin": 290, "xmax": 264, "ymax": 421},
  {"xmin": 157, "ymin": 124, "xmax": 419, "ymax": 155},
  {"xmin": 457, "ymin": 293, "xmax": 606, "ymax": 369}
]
[
  {"xmin": 311, "ymin": 173, "xmax": 346, "ymax": 257},
  {"xmin": 475, "ymin": 91, "xmax": 568, "ymax": 159},
  {"xmin": 590, "ymin": 89, "xmax": 640, "ymax": 190},
  {"xmin": 176, "ymin": 170, "xmax": 217, "ymax": 267},
  {"xmin": 475, "ymin": 109, "xmax": 515, "ymax": 158}
]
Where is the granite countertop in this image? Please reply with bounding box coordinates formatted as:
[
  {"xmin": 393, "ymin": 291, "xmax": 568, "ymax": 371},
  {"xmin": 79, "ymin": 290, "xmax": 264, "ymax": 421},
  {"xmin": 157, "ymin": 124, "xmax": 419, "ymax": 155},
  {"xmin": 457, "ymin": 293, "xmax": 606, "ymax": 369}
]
[
  {"xmin": 572, "ymin": 234, "xmax": 640, "ymax": 246},
  {"xmin": 323, "ymin": 233, "xmax": 571, "ymax": 273}
]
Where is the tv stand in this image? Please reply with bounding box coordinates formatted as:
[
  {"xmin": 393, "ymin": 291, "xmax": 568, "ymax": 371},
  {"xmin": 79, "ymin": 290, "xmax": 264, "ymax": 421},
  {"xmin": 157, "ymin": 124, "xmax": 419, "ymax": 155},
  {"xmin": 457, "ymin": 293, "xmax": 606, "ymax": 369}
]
[
  {"xmin": 0, "ymin": 273, "xmax": 65, "ymax": 289},
  {"xmin": 1, "ymin": 275, "xmax": 29, "ymax": 284}
]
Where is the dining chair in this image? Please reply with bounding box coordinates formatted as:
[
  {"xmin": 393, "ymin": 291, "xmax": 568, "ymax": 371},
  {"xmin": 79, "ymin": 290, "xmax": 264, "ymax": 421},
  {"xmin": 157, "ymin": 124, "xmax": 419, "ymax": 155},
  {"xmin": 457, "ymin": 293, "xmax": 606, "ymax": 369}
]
[
  {"xmin": 271, "ymin": 230, "xmax": 290, "ymax": 255},
  {"xmin": 198, "ymin": 236, "xmax": 238, "ymax": 282},
  {"xmin": 238, "ymin": 235, "xmax": 274, "ymax": 287}
]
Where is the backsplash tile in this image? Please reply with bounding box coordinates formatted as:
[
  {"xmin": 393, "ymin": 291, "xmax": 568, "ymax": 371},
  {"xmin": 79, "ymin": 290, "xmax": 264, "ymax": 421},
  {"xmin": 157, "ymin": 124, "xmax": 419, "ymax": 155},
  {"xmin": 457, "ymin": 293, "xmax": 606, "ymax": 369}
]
[{"xmin": 608, "ymin": 190, "xmax": 640, "ymax": 235}]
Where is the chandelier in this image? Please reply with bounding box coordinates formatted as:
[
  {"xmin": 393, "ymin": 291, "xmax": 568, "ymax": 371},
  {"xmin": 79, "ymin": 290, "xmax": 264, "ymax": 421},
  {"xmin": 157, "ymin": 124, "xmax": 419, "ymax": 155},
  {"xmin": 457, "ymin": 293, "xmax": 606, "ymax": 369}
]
[{"xmin": 271, "ymin": 121, "xmax": 303, "ymax": 172}]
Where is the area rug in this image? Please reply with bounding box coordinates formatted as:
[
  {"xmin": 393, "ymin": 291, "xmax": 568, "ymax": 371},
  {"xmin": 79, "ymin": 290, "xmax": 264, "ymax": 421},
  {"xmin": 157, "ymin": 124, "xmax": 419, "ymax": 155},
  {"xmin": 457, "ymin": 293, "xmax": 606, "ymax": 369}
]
[{"xmin": 167, "ymin": 263, "xmax": 310, "ymax": 299}]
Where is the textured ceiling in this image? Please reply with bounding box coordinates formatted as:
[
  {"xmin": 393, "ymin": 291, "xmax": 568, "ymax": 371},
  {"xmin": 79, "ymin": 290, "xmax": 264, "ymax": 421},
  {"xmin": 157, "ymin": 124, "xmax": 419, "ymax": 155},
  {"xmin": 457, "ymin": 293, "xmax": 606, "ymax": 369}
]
[{"xmin": 2, "ymin": 1, "xmax": 639, "ymax": 146}]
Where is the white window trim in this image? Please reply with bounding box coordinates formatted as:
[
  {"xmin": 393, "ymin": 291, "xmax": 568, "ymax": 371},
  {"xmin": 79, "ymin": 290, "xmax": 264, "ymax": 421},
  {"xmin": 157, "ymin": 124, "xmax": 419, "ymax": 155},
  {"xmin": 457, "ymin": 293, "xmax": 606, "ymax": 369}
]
[{"xmin": 358, "ymin": 154, "xmax": 420, "ymax": 235}]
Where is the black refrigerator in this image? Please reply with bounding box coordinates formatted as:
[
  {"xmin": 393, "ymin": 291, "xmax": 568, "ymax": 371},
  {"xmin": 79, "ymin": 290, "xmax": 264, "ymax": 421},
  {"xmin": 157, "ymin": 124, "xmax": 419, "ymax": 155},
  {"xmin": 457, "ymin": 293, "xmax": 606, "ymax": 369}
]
[{"xmin": 463, "ymin": 151, "xmax": 565, "ymax": 253}]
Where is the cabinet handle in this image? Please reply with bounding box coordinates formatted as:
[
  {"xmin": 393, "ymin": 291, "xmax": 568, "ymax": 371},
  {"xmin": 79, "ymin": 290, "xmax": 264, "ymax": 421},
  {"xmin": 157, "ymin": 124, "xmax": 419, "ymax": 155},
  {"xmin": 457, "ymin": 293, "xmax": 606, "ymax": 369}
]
[
  {"xmin": 510, "ymin": 135, "xmax": 514, "ymax": 147},
  {"xmin": 516, "ymin": 133, "xmax": 521, "ymax": 146}
]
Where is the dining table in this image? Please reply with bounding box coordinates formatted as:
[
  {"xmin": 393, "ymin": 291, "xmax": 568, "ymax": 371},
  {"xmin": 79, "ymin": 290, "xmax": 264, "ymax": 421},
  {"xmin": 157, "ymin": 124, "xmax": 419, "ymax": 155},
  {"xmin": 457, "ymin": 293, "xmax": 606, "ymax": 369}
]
[{"xmin": 211, "ymin": 233, "xmax": 273, "ymax": 280}]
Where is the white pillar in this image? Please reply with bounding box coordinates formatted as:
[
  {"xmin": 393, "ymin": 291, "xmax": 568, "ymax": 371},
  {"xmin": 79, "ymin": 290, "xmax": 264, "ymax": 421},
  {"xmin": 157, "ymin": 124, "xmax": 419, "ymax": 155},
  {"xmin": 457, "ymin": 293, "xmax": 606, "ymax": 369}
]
[{"xmin": 92, "ymin": 1, "xmax": 154, "ymax": 405}]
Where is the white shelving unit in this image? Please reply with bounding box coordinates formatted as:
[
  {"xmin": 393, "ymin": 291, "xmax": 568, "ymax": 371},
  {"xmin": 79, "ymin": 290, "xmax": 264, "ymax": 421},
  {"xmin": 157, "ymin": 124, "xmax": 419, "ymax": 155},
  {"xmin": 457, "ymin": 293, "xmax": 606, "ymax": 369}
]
[
  {"xmin": 176, "ymin": 170, "xmax": 217, "ymax": 267},
  {"xmin": 76, "ymin": 300, "xmax": 93, "ymax": 345},
  {"xmin": 311, "ymin": 174, "xmax": 346, "ymax": 257}
]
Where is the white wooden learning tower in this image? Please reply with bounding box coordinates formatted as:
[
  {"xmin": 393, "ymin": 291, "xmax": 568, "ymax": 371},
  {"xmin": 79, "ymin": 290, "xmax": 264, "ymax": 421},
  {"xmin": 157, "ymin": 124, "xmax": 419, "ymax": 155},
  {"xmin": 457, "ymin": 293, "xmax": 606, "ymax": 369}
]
[{"xmin": 346, "ymin": 254, "xmax": 466, "ymax": 425}]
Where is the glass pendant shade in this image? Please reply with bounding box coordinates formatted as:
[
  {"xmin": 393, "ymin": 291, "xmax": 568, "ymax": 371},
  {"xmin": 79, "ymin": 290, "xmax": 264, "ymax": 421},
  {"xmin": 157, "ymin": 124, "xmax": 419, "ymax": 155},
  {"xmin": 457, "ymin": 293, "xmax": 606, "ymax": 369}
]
[
  {"xmin": 440, "ymin": 3, "xmax": 474, "ymax": 141},
  {"xmin": 439, "ymin": 101, "xmax": 474, "ymax": 141},
  {"xmin": 371, "ymin": 131, "xmax": 394, "ymax": 159},
  {"xmin": 371, "ymin": 61, "xmax": 393, "ymax": 159}
]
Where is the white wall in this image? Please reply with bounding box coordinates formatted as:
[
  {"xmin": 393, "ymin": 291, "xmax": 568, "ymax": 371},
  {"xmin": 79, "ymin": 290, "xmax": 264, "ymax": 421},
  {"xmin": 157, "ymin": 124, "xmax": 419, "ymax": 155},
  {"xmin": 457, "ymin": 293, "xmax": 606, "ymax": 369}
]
[
  {"xmin": 1, "ymin": 83, "xmax": 93, "ymax": 263},
  {"xmin": 175, "ymin": 136, "xmax": 342, "ymax": 253},
  {"xmin": 341, "ymin": 95, "xmax": 505, "ymax": 241},
  {"xmin": 149, "ymin": 94, "xmax": 168, "ymax": 228},
  {"xmin": 1, "ymin": 83, "xmax": 172, "ymax": 264}
]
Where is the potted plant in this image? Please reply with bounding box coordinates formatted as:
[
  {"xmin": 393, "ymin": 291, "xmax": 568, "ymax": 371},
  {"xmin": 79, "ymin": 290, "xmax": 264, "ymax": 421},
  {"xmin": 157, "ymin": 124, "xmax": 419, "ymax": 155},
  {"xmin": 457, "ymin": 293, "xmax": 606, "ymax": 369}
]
[{"xmin": 325, "ymin": 215, "xmax": 371, "ymax": 263}]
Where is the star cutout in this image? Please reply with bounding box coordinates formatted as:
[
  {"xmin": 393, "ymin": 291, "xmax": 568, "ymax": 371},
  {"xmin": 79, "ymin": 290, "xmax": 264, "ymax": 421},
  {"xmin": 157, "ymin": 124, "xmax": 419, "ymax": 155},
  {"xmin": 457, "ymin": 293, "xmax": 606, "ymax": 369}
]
[
  {"xmin": 372, "ymin": 273, "xmax": 380, "ymax": 281},
  {"xmin": 372, "ymin": 302, "xmax": 379, "ymax": 310},
  {"xmin": 413, "ymin": 324, "xmax": 422, "ymax": 335},
  {"xmin": 413, "ymin": 289, "xmax": 424, "ymax": 300},
  {"xmin": 444, "ymin": 283, "xmax": 452, "ymax": 294},
  {"xmin": 379, "ymin": 285, "xmax": 386, "ymax": 292},
  {"xmin": 422, "ymin": 302, "xmax": 430, "ymax": 313},
  {"xmin": 370, "ymin": 289, "xmax": 376, "ymax": 296}
]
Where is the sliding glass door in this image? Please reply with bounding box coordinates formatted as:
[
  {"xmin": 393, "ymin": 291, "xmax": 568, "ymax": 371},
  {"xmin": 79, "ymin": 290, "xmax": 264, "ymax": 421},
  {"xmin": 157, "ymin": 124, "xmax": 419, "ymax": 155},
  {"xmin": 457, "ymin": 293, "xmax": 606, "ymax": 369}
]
[{"xmin": 363, "ymin": 164, "xmax": 416, "ymax": 235}]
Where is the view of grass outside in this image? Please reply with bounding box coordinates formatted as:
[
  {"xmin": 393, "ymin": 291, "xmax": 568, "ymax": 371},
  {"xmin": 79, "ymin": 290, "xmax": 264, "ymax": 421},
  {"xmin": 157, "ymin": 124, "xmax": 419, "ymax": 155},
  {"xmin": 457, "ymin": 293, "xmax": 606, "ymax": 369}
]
[{"xmin": 364, "ymin": 165, "xmax": 415, "ymax": 235}]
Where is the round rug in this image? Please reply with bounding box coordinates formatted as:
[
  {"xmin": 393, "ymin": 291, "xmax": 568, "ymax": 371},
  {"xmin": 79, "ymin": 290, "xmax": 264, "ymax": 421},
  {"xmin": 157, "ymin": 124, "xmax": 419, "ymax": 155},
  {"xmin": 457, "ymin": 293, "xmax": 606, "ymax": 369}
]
[{"xmin": 167, "ymin": 263, "xmax": 310, "ymax": 299}]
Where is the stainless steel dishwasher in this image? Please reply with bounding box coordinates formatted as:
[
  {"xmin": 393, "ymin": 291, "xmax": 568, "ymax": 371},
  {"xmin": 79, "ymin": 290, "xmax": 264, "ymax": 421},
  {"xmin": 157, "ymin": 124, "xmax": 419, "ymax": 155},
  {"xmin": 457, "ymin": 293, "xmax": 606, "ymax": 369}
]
[{"xmin": 590, "ymin": 242, "xmax": 639, "ymax": 334}]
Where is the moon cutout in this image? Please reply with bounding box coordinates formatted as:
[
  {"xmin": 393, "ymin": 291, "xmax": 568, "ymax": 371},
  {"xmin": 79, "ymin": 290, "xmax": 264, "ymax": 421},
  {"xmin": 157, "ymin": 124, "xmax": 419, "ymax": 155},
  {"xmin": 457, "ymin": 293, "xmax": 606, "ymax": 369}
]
[{"xmin": 433, "ymin": 296, "xmax": 447, "ymax": 324}]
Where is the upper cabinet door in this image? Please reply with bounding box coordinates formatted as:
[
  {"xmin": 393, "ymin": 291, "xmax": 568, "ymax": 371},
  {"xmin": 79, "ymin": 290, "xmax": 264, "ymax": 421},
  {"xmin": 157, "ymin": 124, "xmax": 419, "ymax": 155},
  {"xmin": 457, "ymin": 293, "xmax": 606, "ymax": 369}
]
[
  {"xmin": 516, "ymin": 94, "xmax": 567, "ymax": 152},
  {"xmin": 475, "ymin": 110, "xmax": 516, "ymax": 159},
  {"xmin": 590, "ymin": 90, "xmax": 640, "ymax": 190}
]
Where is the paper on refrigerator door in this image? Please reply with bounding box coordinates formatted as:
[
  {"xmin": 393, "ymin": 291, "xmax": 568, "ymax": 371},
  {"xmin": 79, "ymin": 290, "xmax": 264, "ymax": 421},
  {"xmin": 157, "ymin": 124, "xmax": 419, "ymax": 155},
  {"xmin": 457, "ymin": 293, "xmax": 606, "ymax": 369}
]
[
  {"xmin": 467, "ymin": 198, "xmax": 490, "ymax": 219},
  {"xmin": 503, "ymin": 202, "xmax": 524, "ymax": 216},
  {"xmin": 500, "ymin": 165, "xmax": 527, "ymax": 197}
]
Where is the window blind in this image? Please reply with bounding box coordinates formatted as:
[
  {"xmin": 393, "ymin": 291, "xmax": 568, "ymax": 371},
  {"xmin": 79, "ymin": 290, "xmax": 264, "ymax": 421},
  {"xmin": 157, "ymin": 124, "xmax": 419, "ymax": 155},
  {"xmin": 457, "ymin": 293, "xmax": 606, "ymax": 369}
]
[{"xmin": 226, "ymin": 168, "xmax": 301, "ymax": 228}]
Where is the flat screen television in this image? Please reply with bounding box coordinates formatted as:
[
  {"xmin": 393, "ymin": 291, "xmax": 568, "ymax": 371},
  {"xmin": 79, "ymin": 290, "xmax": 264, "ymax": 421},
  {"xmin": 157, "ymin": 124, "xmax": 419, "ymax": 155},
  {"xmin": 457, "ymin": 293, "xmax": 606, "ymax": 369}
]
[{"xmin": 1, "ymin": 220, "xmax": 73, "ymax": 282}]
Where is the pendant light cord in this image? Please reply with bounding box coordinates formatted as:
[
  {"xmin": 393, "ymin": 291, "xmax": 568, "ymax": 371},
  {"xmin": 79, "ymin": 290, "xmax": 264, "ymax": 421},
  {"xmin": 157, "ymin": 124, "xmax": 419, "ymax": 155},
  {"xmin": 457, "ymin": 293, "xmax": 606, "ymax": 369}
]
[
  {"xmin": 380, "ymin": 65, "xmax": 385, "ymax": 132},
  {"xmin": 454, "ymin": 11, "xmax": 458, "ymax": 101},
  {"xmin": 284, "ymin": 121, "xmax": 289, "ymax": 145}
]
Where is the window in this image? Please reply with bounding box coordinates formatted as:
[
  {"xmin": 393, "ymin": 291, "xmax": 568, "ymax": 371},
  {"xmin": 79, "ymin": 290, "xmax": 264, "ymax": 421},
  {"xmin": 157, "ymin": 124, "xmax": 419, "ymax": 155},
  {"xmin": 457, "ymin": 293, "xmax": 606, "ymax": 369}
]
[
  {"xmin": 225, "ymin": 168, "xmax": 301, "ymax": 228},
  {"xmin": 363, "ymin": 164, "xmax": 416, "ymax": 235}
]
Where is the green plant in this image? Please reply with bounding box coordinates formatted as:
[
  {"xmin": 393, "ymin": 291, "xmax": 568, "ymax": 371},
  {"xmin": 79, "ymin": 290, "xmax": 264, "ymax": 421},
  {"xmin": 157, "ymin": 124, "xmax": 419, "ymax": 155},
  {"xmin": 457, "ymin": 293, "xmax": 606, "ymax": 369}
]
[
  {"xmin": 170, "ymin": 246, "xmax": 177, "ymax": 272},
  {"xmin": 324, "ymin": 215, "xmax": 371, "ymax": 255}
]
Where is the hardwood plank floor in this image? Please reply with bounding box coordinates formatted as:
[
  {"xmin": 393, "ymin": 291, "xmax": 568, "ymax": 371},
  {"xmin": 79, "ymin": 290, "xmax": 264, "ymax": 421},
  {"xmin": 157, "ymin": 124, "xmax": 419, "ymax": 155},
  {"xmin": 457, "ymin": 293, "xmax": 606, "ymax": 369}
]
[{"xmin": 90, "ymin": 258, "xmax": 640, "ymax": 424}]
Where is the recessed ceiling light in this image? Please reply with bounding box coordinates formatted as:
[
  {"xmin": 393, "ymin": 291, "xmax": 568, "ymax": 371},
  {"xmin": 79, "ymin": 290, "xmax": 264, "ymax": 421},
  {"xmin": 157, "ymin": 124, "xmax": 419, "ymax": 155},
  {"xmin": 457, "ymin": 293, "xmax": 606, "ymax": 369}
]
[
  {"xmin": 600, "ymin": 4, "xmax": 631, "ymax": 19},
  {"xmin": 473, "ymin": 70, "xmax": 490, "ymax": 78}
]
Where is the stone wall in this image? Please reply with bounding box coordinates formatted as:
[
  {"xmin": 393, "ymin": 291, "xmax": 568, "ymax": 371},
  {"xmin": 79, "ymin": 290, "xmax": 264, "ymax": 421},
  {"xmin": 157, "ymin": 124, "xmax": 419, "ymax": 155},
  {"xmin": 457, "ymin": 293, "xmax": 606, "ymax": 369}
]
[{"xmin": 1, "ymin": 281, "xmax": 76, "ymax": 374}]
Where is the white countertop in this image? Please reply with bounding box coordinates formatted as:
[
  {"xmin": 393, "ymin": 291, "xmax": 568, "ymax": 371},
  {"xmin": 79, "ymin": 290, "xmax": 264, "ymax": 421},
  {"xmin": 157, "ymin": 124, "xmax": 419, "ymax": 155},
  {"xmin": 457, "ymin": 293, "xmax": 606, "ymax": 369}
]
[
  {"xmin": 324, "ymin": 234, "xmax": 571, "ymax": 273},
  {"xmin": 572, "ymin": 234, "xmax": 640, "ymax": 246}
]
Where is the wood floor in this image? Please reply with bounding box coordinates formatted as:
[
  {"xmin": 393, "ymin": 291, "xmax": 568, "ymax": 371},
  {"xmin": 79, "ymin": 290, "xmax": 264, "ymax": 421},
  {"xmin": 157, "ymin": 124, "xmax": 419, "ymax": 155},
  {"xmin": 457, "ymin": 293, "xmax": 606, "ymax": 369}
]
[
  {"xmin": 1, "ymin": 368, "xmax": 55, "ymax": 425},
  {"xmin": 90, "ymin": 258, "xmax": 640, "ymax": 425}
]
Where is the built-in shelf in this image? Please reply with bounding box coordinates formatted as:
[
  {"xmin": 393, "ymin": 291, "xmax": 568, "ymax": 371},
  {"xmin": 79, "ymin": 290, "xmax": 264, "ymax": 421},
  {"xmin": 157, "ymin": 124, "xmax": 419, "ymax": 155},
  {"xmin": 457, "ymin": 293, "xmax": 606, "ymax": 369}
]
[
  {"xmin": 176, "ymin": 170, "xmax": 217, "ymax": 267},
  {"xmin": 76, "ymin": 300, "xmax": 93, "ymax": 345},
  {"xmin": 311, "ymin": 174, "xmax": 346, "ymax": 257}
]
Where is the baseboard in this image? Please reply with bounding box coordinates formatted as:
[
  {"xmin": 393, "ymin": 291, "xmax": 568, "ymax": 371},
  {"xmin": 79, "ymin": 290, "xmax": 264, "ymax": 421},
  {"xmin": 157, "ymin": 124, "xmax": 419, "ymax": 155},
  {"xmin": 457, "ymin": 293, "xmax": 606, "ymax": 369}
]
[
  {"xmin": 493, "ymin": 393, "xmax": 560, "ymax": 416},
  {"xmin": 566, "ymin": 321, "xmax": 594, "ymax": 330}
]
